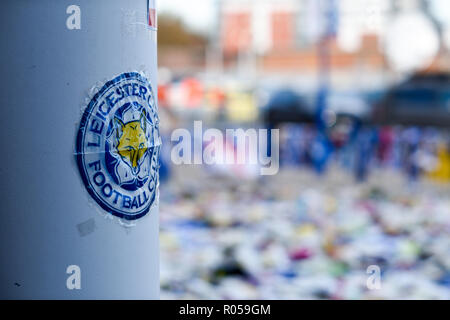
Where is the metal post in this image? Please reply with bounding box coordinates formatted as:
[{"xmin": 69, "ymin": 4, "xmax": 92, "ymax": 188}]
[
  {"xmin": 0, "ymin": 0, "xmax": 160, "ymax": 299},
  {"xmin": 316, "ymin": 0, "xmax": 337, "ymax": 130}
]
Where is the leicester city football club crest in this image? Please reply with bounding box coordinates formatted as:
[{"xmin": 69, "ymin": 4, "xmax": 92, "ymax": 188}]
[{"xmin": 76, "ymin": 72, "xmax": 161, "ymax": 220}]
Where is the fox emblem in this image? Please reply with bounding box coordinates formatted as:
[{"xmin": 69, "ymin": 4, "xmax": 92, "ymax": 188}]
[{"xmin": 114, "ymin": 110, "xmax": 149, "ymax": 175}]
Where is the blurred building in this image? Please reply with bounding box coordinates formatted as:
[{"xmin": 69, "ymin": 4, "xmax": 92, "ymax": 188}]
[
  {"xmin": 158, "ymin": 0, "xmax": 450, "ymax": 92},
  {"xmin": 215, "ymin": 0, "xmax": 450, "ymax": 90},
  {"xmin": 220, "ymin": 0, "xmax": 388, "ymax": 75}
]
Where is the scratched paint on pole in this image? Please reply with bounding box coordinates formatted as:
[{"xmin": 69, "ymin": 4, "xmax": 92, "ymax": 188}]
[{"xmin": 147, "ymin": 0, "xmax": 157, "ymax": 30}]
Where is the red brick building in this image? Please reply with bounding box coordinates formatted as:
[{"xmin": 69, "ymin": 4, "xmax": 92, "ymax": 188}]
[{"xmin": 220, "ymin": 0, "xmax": 388, "ymax": 73}]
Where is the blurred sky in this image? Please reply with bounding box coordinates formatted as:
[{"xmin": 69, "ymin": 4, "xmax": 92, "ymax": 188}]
[
  {"xmin": 430, "ymin": 0, "xmax": 450, "ymax": 26},
  {"xmin": 158, "ymin": 0, "xmax": 450, "ymax": 33},
  {"xmin": 158, "ymin": 0, "xmax": 215, "ymax": 33}
]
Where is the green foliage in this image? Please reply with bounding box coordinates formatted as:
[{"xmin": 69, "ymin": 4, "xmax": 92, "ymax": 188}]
[{"xmin": 158, "ymin": 14, "xmax": 207, "ymax": 48}]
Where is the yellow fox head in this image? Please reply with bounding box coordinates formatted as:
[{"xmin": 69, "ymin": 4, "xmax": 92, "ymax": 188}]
[{"xmin": 114, "ymin": 110, "xmax": 148, "ymax": 174}]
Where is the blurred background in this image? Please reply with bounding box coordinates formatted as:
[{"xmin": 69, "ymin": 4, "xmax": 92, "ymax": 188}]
[{"xmin": 157, "ymin": 0, "xmax": 450, "ymax": 299}]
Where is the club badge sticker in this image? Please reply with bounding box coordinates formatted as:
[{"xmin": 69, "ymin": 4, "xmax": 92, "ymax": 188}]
[{"xmin": 76, "ymin": 72, "xmax": 161, "ymax": 221}]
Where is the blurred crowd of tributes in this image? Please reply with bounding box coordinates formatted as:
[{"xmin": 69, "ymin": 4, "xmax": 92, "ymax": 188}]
[{"xmin": 157, "ymin": 0, "xmax": 450, "ymax": 299}]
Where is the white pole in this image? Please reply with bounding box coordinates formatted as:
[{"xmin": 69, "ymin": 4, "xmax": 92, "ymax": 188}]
[{"xmin": 0, "ymin": 0, "xmax": 160, "ymax": 299}]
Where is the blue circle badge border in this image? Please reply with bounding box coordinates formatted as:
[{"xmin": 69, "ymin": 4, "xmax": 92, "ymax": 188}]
[{"xmin": 76, "ymin": 72, "xmax": 160, "ymax": 221}]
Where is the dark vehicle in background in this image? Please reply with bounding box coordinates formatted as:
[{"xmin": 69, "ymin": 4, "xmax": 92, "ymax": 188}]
[
  {"xmin": 262, "ymin": 89, "xmax": 371, "ymax": 146},
  {"xmin": 262, "ymin": 89, "xmax": 371, "ymax": 126},
  {"xmin": 373, "ymin": 73, "xmax": 450, "ymax": 127},
  {"xmin": 262, "ymin": 89, "xmax": 314, "ymax": 126}
]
